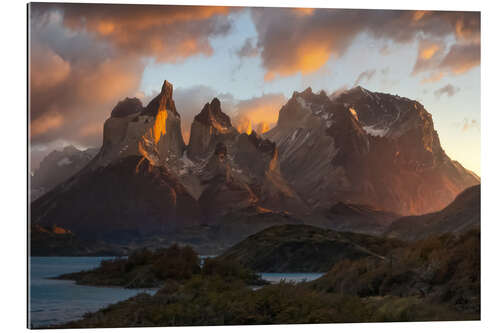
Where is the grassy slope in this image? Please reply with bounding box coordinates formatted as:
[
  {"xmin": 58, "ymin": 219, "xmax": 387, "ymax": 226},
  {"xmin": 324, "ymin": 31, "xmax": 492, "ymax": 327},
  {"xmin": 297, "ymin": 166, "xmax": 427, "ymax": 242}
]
[{"xmin": 218, "ymin": 224, "xmax": 405, "ymax": 272}]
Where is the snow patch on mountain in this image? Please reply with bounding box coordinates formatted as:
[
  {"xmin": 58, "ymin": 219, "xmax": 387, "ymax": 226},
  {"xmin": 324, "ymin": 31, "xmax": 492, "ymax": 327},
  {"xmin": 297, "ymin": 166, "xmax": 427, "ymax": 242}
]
[
  {"xmin": 57, "ymin": 157, "xmax": 72, "ymax": 166},
  {"xmin": 363, "ymin": 125, "xmax": 389, "ymax": 137}
]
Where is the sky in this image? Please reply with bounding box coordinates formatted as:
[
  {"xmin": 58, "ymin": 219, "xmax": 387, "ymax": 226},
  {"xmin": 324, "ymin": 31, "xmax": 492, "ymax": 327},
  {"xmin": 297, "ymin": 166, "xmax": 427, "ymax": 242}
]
[{"xmin": 29, "ymin": 4, "xmax": 481, "ymax": 175}]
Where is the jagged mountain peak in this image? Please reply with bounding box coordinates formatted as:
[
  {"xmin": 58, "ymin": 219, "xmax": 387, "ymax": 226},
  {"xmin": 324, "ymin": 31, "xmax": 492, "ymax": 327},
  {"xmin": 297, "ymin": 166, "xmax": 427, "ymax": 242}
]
[
  {"xmin": 92, "ymin": 79, "xmax": 185, "ymax": 167},
  {"xmin": 194, "ymin": 97, "xmax": 232, "ymax": 129},
  {"xmin": 142, "ymin": 80, "xmax": 178, "ymax": 117},
  {"xmin": 266, "ymin": 86, "xmax": 479, "ymax": 216},
  {"xmin": 187, "ymin": 98, "xmax": 238, "ymax": 159}
]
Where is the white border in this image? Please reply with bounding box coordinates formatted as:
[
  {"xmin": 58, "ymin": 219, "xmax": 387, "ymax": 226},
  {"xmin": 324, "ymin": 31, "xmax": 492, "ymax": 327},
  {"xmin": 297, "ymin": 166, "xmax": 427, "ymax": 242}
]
[{"xmin": 1, "ymin": 0, "xmax": 499, "ymax": 332}]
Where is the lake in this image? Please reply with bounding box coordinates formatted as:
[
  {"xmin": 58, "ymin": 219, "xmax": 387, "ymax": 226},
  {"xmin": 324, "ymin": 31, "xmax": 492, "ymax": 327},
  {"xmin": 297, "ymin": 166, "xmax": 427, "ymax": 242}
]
[
  {"xmin": 28, "ymin": 256, "xmax": 156, "ymax": 328},
  {"xmin": 29, "ymin": 257, "xmax": 324, "ymax": 328}
]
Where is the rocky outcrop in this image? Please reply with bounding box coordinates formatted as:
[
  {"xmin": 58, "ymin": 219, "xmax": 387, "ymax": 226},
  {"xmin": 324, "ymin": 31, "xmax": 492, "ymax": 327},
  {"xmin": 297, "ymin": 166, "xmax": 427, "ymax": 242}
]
[
  {"xmin": 265, "ymin": 86, "xmax": 479, "ymax": 215},
  {"xmin": 187, "ymin": 98, "xmax": 238, "ymax": 159},
  {"xmin": 94, "ymin": 80, "xmax": 185, "ymax": 167},
  {"xmin": 198, "ymin": 142, "xmax": 258, "ymax": 218}
]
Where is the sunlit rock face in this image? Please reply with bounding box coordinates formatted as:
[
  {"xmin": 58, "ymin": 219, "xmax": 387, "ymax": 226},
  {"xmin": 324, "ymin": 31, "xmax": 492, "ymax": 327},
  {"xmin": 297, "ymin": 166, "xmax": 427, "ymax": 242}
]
[
  {"xmin": 265, "ymin": 86, "xmax": 479, "ymax": 216},
  {"xmin": 95, "ymin": 80, "xmax": 185, "ymax": 167}
]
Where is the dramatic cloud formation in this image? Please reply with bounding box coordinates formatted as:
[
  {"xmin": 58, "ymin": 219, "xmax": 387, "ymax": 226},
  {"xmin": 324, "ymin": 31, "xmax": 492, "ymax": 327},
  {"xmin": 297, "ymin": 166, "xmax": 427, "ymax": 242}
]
[
  {"xmin": 29, "ymin": 3, "xmax": 236, "ymax": 162},
  {"xmin": 434, "ymin": 84, "xmax": 461, "ymax": 98},
  {"xmin": 354, "ymin": 69, "xmax": 376, "ymax": 86},
  {"xmin": 249, "ymin": 8, "xmax": 480, "ymax": 81},
  {"xmin": 51, "ymin": 4, "xmax": 234, "ymax": 62},
  {"xmin": 29, "ymin": 4, "xmax": 480, "ymax": 173}
]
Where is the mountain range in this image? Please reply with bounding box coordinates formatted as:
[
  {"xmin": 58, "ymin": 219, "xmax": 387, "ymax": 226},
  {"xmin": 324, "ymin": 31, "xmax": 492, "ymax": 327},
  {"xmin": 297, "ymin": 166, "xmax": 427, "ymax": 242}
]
[
  {"xmin": 30, "ymin": 145, "xmax": 99, "ymax": 201},
  {"xmin": 30, "ymin": 80, "xmax": 480, "ymax": 246}
]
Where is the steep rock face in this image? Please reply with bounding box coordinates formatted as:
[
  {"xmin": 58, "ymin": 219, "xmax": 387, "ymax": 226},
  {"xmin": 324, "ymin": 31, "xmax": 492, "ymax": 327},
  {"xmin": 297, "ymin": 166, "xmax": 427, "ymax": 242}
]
[
  {"xmin": 187, "ymin": 98, "xmax": 239, "ymax": 159},
  {"xmin": 94, "ymin": 80, "xmax": 185, "ymax": 167},
  {"xmin": 31, "ymin": 155, "xmax": 200, "ymax": 241},
  {"xmin": 180, "ymin": 101, "xmax": 309, "ymax": 219},
  {"xmin": 385, "ymin": 185, "xmax": 480, "ymax": 241},
  {"xmin": 198, "ymin": 142, "xmax": 258, "ymax": 219},
  {"xmin": 31, "ymin": 145, "xmax": 98, "ymax": 200},
  {"xmin": 265, "ymin": 86, "xmax": 479, "ymax": 215}
]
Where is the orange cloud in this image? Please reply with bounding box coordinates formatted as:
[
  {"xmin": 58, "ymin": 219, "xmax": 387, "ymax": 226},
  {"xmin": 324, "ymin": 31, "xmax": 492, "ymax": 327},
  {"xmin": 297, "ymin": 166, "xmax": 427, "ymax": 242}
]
[
  {"xmin": 233, "ymin": 93, "xmax": 286, "ymax": 134},
  {"xmin": 293, "ymin": 8, "xmax": 315, "ymax": 16},
  {"xmin": 31, "ymin": 112, "xmax": 64, "ymax": 137},
  {"xmin": 30, "ymin": 45, "xmax": 71, "ymax": 90},
  {"xmin": 250, "ymin": 8, "xmax": 480, "ymax": 81},
  {"xmin": 412, "ymin": 11, "xmax": 428, "ymax": 22},
  {"xmin": 264, "ymin": 43, "xmax": 331, "ymax": 81},
  {"xmin": 76, "ymin": 57, "xmax": 142, "ymax": 104},
  {"xmin": 419, "ymin": 44, "xmax": 440, "ymax": 60},
  {"xmin": 412, "ymin": 39, "xmax": 445, "ymax": 75},
  {"xmin": 439, "ymin": 43, "xmax": 480, "ymax": 74},
  {"xmin": 57, "ymin": 4, "xmax": 234, "ymax": 63}
]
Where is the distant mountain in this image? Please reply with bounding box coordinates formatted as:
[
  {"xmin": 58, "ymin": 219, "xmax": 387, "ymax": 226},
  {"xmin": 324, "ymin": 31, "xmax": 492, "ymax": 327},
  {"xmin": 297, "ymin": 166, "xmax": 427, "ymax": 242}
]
[
  {"xmin": 218, "ymin": 224, "xmax": 405, "ymax": 272},
  {"xmin": 264, "ymin": 86, "xmax": 479, "ymax": 215},
  {"xmin": 385, "ymin": 185, "xmax": 480, "ymax": 241},
  {"xmin": 30, "ymin": 145, "xmax": 98, "ymax": 201},
  {"xmin": 30, "ymin": 224, "xmax": 126, "ymax": 256}
]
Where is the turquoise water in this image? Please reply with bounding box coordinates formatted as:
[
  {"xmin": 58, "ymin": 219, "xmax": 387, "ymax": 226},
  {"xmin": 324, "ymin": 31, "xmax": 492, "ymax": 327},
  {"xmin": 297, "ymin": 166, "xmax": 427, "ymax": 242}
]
[
  {"xmin": 29, "ymin": 257, "xmax": 156, "ymax": 328},
  {"xmin": 29, "ymin": 257, "xmax": 324, "ymax": 328}
]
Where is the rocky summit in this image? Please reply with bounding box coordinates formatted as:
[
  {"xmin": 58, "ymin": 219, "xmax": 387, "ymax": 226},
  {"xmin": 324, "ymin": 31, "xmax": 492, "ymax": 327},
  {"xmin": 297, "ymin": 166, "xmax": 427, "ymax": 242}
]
[
  {"xmin": 31, "ymin": 80, "xmax": 479, "ymax": 246},
  {"xmin": 265, "ymin": 86, "xmax": 479, "ymax": 216},
  {"xmin": 94, "ymin": 80, "xmax": 185, "ymax": 168}
]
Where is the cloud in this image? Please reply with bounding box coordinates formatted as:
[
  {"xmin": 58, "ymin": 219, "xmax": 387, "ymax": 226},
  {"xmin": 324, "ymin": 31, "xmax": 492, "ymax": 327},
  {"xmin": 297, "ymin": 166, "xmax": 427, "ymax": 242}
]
[
  {"xmin": 36, "ymin": 3, "xmax": 235, "ymax": 63},
  {"xmin": 412, "ymin": 39, "xmax": 446, "ymax": 75},
  {"xmin": 354, "ymin": 69, "xmax": 376, "ymax": 86},
  {"xmin": 29, "ymin": 3, "xmax": 236, "ymax": 160},
  {"xmin": 249, "ymin": 8, "xmax": 479, "ymax": 80},
  {"xmin": 434, "ymin": 84, "xmax": 460, "ymax": 98},
  {"xmin": 439, "ymin": 43, "xmax": 480, "ymax": 75},
  {"xmin": 413, "ymin": 40, "xmax": 480, "ymax": 83},
  {"xmin": 232, "ymin": 93, "xmax": 286, "ymax": 134},
  {"xmin": 461, "ymin": 118, "xmax": 479, "ymax": 132},
  {"xmin": 237, "ymin": 38, "xmax": 259, "ymax": 58},
  {"xmin": 30, "ymin": 112, "xmax": 64, "ymax": 137}
]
